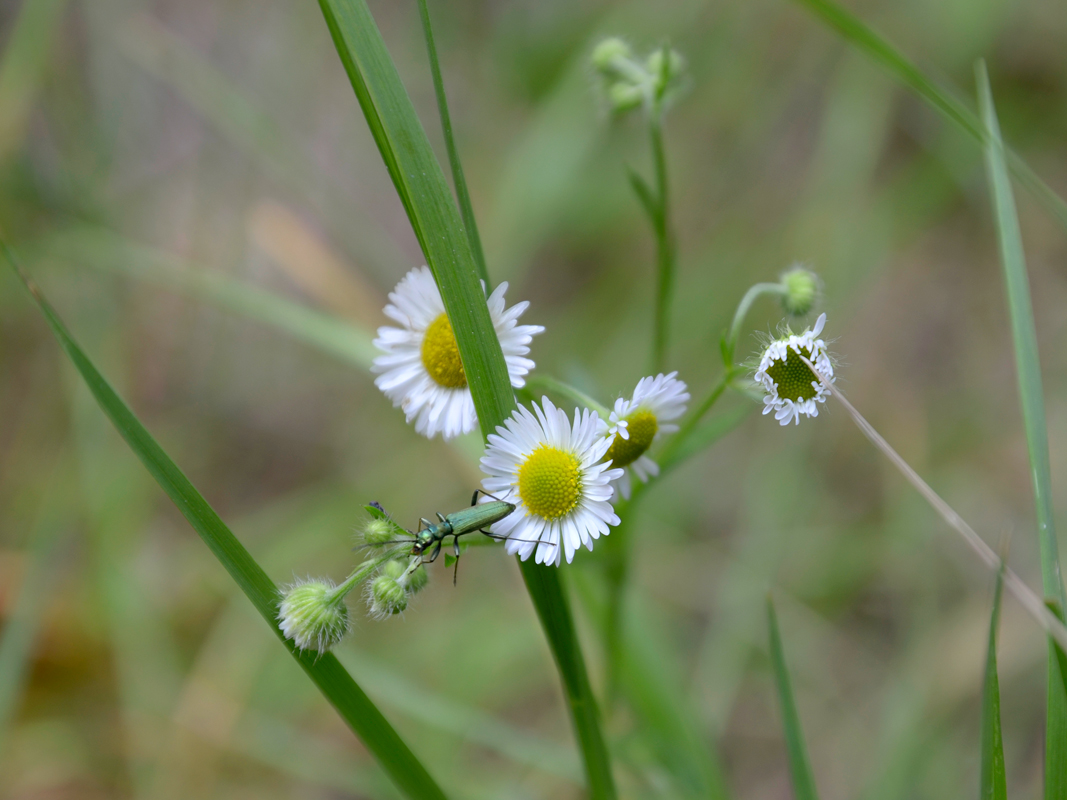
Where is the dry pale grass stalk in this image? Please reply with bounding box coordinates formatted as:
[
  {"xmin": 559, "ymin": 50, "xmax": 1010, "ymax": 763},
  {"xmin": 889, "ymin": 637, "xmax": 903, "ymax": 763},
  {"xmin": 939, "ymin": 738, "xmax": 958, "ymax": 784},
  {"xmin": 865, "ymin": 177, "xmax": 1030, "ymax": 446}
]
[{"xmin": 800, "ymin": 355, "xmax": 1067, "ymax": 652}]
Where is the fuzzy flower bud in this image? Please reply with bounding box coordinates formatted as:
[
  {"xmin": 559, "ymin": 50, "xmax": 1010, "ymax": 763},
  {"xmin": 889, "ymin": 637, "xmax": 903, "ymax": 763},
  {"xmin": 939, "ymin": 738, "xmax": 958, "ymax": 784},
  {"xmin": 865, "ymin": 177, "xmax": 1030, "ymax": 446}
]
[
  {"xmin": 361, "ymin": 517, "xmax": 399, "ymax": 546},
  {"xmin": 608, "ymin": 83, "xmax": 645, "ymax": 113},
  {"xmin": 405, "ymin": 562, "xmax": 429, "ymax": 595},
  {"xmin": 780, "ymin": 265, "xmax": 820, "ymax": 316},
  {"xmin": 646, "ymin": 48, "xmax": 686, "ymax": 94},
  {"xmin": 368, "ymin": 568, "xmax": 409, "ymax": 619},
  {"xmin": 277, "ymin": 579, "xmax": 349, "ymax": 654},
  {"xmin": 591, "ymin": 37, "xmax": 632, "ymax": 73}
]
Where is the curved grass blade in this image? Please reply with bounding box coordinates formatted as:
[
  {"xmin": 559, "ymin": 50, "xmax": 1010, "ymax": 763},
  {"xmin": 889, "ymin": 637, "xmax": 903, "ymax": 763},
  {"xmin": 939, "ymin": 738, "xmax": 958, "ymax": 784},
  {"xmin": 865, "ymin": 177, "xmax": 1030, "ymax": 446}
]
[
  {"xmin": 980, "ymin": 569, "xmax": 1006, "ymax": 800},
  {"xmin": 317, "ymin": 1, "xmax": 616, "ymax": 795},
  {"xmin": 791, "ymin": 0, "xmax": 1067, "ymax": 233},
  {"xmin": 976, "ymin": 62, "xmax": 1067, "ymax": 800},
  {"xmin": 767, "ymin": 597, "xmax": 820, "ymax": 800},
  {"xmin": 415, "ymin": 0, "xmax": 489, "ymax": 287},
  {"xmin": 5, "ymin": 247, "xmax": 449, "ymax": 800}
]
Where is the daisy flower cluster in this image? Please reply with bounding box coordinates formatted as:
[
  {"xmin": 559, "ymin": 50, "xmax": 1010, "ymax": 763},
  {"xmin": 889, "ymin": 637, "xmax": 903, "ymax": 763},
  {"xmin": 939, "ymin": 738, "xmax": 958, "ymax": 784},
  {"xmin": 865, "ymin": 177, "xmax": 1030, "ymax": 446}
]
[{"xmin": 368, "ymin": 266, "xmax": 696, "ymax": 567}]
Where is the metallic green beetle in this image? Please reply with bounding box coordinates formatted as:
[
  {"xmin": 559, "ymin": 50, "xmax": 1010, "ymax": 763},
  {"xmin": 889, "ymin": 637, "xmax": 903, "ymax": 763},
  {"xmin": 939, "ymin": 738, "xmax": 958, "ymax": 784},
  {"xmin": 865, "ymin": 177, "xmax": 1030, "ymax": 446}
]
[{"xmin": 370, "ymin": 491, "xmax": 516, "ymax": 583}]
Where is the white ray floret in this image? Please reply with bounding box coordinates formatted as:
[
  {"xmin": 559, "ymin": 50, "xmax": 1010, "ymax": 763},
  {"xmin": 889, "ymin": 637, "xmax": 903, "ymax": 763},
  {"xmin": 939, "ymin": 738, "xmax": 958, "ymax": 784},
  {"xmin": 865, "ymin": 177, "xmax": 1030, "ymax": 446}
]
[
  {"xmin": 596, "ymin": 372, "xmax": 690, "ymax": 500},
  {"xmin": 754, "ymin": 312, "xmax": 835, "ymax": 426},
  {"xmin": 372, "ymin": 266, "xmax": 544, "ymax": 439},
  {"xmin": 480, "ymin": 397, "xmax": 624, "ymax": 566}
]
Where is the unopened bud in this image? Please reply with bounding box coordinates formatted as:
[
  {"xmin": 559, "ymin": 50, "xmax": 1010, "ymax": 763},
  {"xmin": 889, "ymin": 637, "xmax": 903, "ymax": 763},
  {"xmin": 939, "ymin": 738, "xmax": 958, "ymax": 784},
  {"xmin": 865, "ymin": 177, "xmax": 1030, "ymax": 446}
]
[
  {"xmin": 780, "ymin": 266, "xmax": 820, "ymax": 316},
  {"xmin": 608, "ymin": 83, "xmax": 645, "ymax": 113},
  {"xmin": 405, "ymin": 563, "xmax": 429, "ymax": 595},
  {"xmin": 368, "ymin": 574, "xmax": 408, "ymax": 618},
  {"xmin": 646, "ymin": 48, "xmax": 685, "ymax": 83},
  {"xmin": 591, "ymin": 37, "xmax": 632, "ymax": 74},
  {"xmin": 361, "ymin": 517, "xmax": 399, "ymax": 546},
  {"xmin": 277, "ymin": 579, "xmax": 349, "ymax": 654}
]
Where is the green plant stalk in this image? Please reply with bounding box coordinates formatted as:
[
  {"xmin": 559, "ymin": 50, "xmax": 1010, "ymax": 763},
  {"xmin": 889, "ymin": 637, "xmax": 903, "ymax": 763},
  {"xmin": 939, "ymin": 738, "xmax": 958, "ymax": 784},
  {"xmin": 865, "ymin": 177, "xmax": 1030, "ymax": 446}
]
[
  {"xmin": 976, "ymin": 62, "xmax": 1067, "ymax": 799},
  {"xmin": 415, "ymin": 0, "xmax": 489, "ymax": 287},
  {"xmin": 649, "ymin": 114, "xmax": 675, "ymax": 372},
  {"xmin": 722, "ymin": 283, "xmax": 785, "ymax": 367},
  {"xmin": 767, "ymin": 597, "xmax": 819, "ymax": 800},
  {"xmin": 980, "ymin": 568, "xmax": 1007, "ymax": 800},
  {"xmin": 790, "ymin": 0, "xmax": 1067, "ymax": 233},
  {"xmin": 6, "ymin": 249, "xmax": 449, "ymax": 800},
  {"xmin": 317, "ymin": 2, "xmax": 616, "ymax": 795}
]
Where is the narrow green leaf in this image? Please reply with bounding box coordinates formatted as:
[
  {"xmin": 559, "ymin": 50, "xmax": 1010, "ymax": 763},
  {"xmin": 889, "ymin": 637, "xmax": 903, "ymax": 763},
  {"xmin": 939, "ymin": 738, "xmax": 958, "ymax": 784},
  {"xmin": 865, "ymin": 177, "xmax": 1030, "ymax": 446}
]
[
  {"xmin": 767, "ymin": 597, "xmax": 820, "ymax": 800},
  {"xmin": 317, "ymin": 2, "xmax": 616, "ymax": 796},
  {"xmin": 791, "ymin": 0, "xmax": 1067, "ymax": 233},
  {"xmin": 415, "ymin": 0, "xmax": 489, "ymax": 287},
  {"xmin": 976, "ymin": 62, "xmax": 1067, "ymax": 800},
  {"xmin": 317, "ymin": 0, "xmax": 511, "ymax": 432},
  {"xmin": 980, "ymin": 569, "xmax": 1007, "ymax": 800},
  {"xmin": 6, "ymin": 249, "xmax": 449, "ymax": 800}
]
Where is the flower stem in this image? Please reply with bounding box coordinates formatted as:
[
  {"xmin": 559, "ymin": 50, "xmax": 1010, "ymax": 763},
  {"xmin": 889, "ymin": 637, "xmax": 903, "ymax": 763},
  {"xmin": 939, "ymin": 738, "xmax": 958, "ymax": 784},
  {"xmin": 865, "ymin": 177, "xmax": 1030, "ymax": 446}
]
[
  {"xmin": 649, "ymin": 113, "xmax": 675, "ymax": 373},
  {"xmin": 329, "ymin": 548, "xmax": 405, "ymax": 602},
  {"xmin": 723, "ymin": 282, "xmax": 786, "ymax": 367}
]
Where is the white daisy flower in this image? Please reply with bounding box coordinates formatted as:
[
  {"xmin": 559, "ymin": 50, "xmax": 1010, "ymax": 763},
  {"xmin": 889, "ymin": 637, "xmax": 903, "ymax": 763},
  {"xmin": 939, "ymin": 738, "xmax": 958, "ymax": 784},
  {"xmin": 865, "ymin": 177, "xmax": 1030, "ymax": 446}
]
[
  {"xmin": 480, "ymin": 397, "xmax": 624, "ymax": 566},
  {"xmin": 596, "ymin": 372, "xmax": 690, "ymax": 500},
  {"xmin": 372, "ymin": 267, "xmax": 544, "ymax": 440},
  {"xmin": 754, "ymin": 312, "xmax": 834, "ymax": 426}
]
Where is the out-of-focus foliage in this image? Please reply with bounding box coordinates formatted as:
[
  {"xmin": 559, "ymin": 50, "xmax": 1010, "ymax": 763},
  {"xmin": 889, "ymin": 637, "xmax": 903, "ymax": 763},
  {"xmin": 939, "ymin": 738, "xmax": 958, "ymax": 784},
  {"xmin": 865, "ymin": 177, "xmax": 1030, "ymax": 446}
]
[{"xmin": 2, "ymin": 0, "xmax": 1066, "ymax": 797}]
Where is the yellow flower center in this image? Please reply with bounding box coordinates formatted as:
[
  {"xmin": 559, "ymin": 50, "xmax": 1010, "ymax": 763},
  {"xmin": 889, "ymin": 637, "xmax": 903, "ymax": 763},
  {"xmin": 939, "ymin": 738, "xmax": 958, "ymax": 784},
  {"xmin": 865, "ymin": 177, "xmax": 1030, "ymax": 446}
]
[
  {"xmin": 603, "ymin": 409, "xmax": 658, "ymax": 469},
  {"xmin": 421, "ymin": 313, "xmax": 467, "ymax": 389},
  {"xmin": 518, "ymin": 445, "xmax": 582, "ymax": 520},
  {"xmin": 765, "ymin": 346, "xmax": 819, "ymax": 402}
]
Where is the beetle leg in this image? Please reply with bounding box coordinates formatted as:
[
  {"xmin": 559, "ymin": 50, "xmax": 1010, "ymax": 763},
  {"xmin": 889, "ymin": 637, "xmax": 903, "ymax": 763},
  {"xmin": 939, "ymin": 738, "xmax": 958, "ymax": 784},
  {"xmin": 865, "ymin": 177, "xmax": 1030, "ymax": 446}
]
[
  {"xmin": 452, "ymin": 535, "xmax": 461, "ymax": 586},
  {"xmin": 424, "ymin": 542, "xmax": 442, "ymax": 564}
]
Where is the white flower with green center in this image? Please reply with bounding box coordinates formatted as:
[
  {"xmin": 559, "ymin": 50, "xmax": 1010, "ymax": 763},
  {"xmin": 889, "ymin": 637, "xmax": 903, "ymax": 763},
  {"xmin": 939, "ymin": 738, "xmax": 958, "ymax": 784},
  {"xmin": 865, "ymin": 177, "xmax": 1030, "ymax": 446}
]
[
  {"xmin": 480, "ymin": 397, "xmax": 624, "ymax": 566},
  {"xmin": 373, "ymin": 267, "xmax": 544, "ymax": 439},
  {"xmin": 597, "ymin": 372, "xmax": 689, "ymax": 500},
  {"xmin": 754, "ymin": 312, "xmax": 834, "ymax": 426}
]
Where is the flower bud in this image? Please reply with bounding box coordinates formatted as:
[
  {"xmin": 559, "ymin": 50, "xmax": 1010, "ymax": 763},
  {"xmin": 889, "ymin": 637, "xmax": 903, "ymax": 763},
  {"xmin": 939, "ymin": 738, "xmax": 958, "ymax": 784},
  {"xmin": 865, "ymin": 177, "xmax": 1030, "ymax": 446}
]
[
  {"xmin": 405, "ymin": 563, "xmax": 429, "ymax": 595},
  {"xmin": 277, "ymin": 579, "xmax": 349, "ymax": 654},
  {"xmin": 591, "ymin": 37, "xmax": 632, "ymax": 74},
  {"xmin": 780, "ymin": 266, "xmax": 820, "ymax": 316},
  {"xmin": 608, "ymin": 82, "xmax": 645, "ymax": 113},
  {"xmin": 361, "ymin": 517, "xmax": 399, "ymax": 546},
  {"xmin": 368, "ymin": 574, "xmax": 408, "ymax": 618},
  {"xmin": 646, "ymin": 48, "xmax": 685, "ymax": 86}
]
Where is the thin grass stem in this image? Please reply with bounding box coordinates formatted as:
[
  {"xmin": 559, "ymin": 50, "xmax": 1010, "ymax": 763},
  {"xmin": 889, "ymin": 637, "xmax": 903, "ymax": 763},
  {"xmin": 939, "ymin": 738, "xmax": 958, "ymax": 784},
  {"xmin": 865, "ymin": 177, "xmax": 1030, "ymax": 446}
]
[{"xmin": 801, "ymin": 356, "xmax": 1067, "ymax": 653}]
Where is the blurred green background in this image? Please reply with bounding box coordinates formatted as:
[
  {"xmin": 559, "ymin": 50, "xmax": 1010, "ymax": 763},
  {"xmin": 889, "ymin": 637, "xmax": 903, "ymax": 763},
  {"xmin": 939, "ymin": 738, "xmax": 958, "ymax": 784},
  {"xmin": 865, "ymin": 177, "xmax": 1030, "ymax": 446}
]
[{"xmin": 2, "ymin": 0, "xmax": 1067, "ymax": 797}]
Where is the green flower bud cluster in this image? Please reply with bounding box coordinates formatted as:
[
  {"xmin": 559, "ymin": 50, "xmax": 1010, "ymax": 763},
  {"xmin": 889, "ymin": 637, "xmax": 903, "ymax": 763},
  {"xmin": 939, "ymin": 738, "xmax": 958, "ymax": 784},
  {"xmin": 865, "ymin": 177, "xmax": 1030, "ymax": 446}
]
[
  {"xmin": 591, "ymin": 37, "xmax": 686, "ymax": 116},
  {"xmin": 367, "ymin": 557, "xmax": 430, "ymax": 620},
  {"xmin": 277, "ymin": 579, "xmax": 350, "ymax": 654}
]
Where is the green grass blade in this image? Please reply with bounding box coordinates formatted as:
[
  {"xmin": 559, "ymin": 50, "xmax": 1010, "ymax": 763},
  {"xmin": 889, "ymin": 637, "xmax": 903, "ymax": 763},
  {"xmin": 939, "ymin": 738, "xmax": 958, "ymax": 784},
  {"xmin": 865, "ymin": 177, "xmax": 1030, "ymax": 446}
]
[
  {"xmin": 317, "ymin": 0, "xmax": 511, "ymax": 433},
  {"xmin": 980, "ymin": 569, "xmax": 1007, "ymax": 800},
  {"xmin": 40, "ymin": 226, "xmax": 376, "ymax": 368},
  {"xmin": 318, "ymin": 2, "xmax": 616, "ymax": 795},
  {"xmin": 976, "ymin": 61, "xmax": 1067, "ymax": 800},
  {"xmin": 791, "ymin": 0, "xmax": 1067, "ymax": 233},
  {"xmin": 415, "ymin": 0, "xmax": 489, "ymax": 287},
  {"xmin": 767, "ymin": 597, "xmax": 820, "ymax": 800},
  {"xmin": 6, "ymin": 249, "xmax": 449, "ymax": 800}
]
